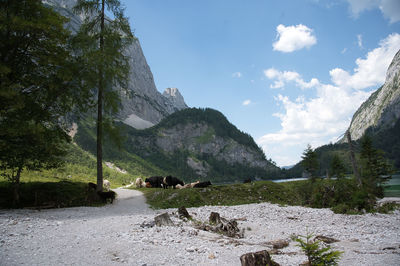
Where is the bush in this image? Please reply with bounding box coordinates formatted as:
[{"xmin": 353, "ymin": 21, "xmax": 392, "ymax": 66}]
[{"xmin": 293, "ymin": 232, "xmax": 343, "ymax": 265}]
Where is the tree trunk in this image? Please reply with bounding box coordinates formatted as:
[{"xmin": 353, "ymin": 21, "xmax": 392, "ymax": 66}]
[
  {"xmin": 347, "ymin": 131, "xmax": 362, "ymax": 187},
  {"xmin": 12, "ymin": 167, "xmax": 22, "ymax": 206},
  {"xmin": 96, "ymin": 0, "xmax": 105, "ymax": 192}
]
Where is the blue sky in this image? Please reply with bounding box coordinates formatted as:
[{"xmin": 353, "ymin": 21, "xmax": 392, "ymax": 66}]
[{"xmin": 123, "ymin": 0, "xmax": 400, "ymax": 167}]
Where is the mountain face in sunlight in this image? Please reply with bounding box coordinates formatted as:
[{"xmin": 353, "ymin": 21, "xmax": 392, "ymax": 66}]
[
  {"xmin": 343, "ymin": 49, "xmax": 400, "ymax": 142},
  {"xmin": 46, "ymin": 0, "xmax": 188, "ymax": 129}
]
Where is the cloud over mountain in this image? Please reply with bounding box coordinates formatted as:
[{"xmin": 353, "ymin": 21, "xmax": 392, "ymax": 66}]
[{"xmin": 258, "ymin": 33, "xmax": 400, "ymax": 166}]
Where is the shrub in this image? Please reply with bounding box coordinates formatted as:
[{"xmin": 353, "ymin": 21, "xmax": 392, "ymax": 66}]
[{"xmin": 293, "ymin": 232, "xmax": 343, "ymax": 266}]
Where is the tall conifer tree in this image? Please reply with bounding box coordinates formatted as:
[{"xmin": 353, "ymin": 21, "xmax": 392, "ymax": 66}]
[{"xmin": 73, "ymin": 0, "xmax": 134, "ymax": 191}]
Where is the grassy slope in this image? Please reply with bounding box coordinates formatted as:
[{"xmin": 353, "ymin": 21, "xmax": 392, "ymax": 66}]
[{"xmin": 0, "ymin": 143, "xmax": 137, "ymax": 208}]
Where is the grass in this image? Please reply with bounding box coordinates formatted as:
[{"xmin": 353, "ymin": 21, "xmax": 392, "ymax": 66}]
[
  {"xmin": 136, "ymin": 179, "xmax": 400, "ymax": 214},
  {"xmin": 136, "ymin": 180, "xmax": 305, "ymax": 209},
  {"xmin": 0, "ymin": 143, "xmax": 138, "ymax": 209},
  {"xmin": 0, "ymin": 180, "xmax": 104, "ymax": 209}
]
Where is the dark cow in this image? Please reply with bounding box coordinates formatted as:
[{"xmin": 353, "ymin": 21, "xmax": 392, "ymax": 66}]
[
  {"xmin": 193, "ymin": 181, "xmax": 212, "ymax": 188},
  {"xmin": 144, "ymin": 176, "xmax": 164, "ymax": 188},
  {"xmin": 163, "ymin": 175, "xmax": 184, "ymax": 189},
  {"xmin": 97, "ymin": 190, "xmax": 116, "ymax": 203},
  {"xmin": 243, "ymin": 178, "xmax": 252, "ymax": 184},
  {"xmin": 88, "ymin": 182, "xmax": 97, "ymax": 190}
]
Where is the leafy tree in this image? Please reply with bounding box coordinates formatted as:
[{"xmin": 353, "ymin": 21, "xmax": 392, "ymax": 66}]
[
  {"xmin": 73, "ymin": 0, "xmax": 134, "ymax": 191},
  {"xmin": 0, "ymin": 0, "xmax": 88, "ymax": 205},
  {"xmin": 301, "ymin": 144, "xmax": 319, "ymax": 182},
  {"xmin": 330, "ymin": 154, "xmax": 346, "ymax": 179}
]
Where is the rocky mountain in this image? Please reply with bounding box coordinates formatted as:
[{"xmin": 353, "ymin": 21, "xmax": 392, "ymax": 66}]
[
  {"xmin": 45, "ymin": 0, "xmax": 188, "ymax": 129},
  {"xmin": 342, "ymin": 49, "xmax": 400, "ymax": 142},
  {"xmin": 75, "ymin": 108, "xmax": 281, "ymax": 183}
]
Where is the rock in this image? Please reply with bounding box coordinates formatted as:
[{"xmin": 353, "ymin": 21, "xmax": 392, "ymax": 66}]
[
  {"xmin": 267, "ymin": 239, "xmax": 290, "ymax": 249},
  {"xmin": 154, "ymin": 213, "xmax": 174, "ymax": 227},
  {"xmin": 240, "ymin": 250, "xmax": 280, "ymax": 266},
  {"xmin": 178, "ymin": 206, "xmax": 192, "ymax": 220},
  {"xmin": 140, "ymin": 220, "xmax": 155, "ymax": 228},
  {"xmin": 315, "ymin": 235, "xmax": 339, "ymax": 244}
]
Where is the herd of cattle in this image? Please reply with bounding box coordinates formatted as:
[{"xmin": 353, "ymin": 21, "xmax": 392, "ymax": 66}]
[{"xmin": 135, "ymin": 175, "xmax": 212, "ymax": 189}]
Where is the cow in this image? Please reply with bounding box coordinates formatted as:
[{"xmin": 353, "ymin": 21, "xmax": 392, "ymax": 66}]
[
  {"xmin": 144, "ymin": 176, "xmax": 164, "ymax": 188},
  {"xmin": 163, "ymin": 175, "xmax": 184, "ymax": 189},
  {"xmin": 88, "ymin": 182, "xmax": 97, "ymax": 190},
  {"xmin": 243, "ymin": 178, "xmax": 252, "ymax": 183},
  {"xmin": 97, "ymin": 190, "xmax": 116, "ymax": 203},
  {"xmin": 135, "ymin": 178, "xmax": 145, "ymax": 188},
  {"xmin": 103, "ymin": 179, "xmax": 111, "ymax": 191},
  {"xmin": 176, "ymin": 181, "xmax": 200, "ymax": 189},
  {"xmin": 193, "ymin": 181, "xmax": 212, "ymax": 188}
]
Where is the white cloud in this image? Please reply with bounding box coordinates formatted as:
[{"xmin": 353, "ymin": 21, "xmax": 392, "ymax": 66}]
[
  {"xmin": 357, "ymin": 34, "xmax": 363, "ymax": 48},
  {"xmin": 330, "ymin": 33, "xmax": 400, "ymax": 89},
  {"xmin": 272, "ymin": 24, "xmax": 317, "ymax": 53},
  {"xmin": 341, "ymin": 48, "xmax": 348, "ymax": 54},
  {"xmin": 242, "ymin": 99, "xmax": 252, "ymax": 106},
  {"xmin": 346, "ymin": 0, "xmax": 400, "ymax": 23},
  {"xmin": 263, "ymin": 68, "xmax": 320, "ymax": 89},
  {"xmin": 258, "ymin": 33, "xmax": 400, "ymax": 166},
  {"xmin": 232, "ymin": 72, "xmax": 242, "ymax": 78}
]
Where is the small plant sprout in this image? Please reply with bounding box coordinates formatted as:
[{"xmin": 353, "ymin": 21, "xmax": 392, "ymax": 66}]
[{"xmin": 292, "ymin": 232, "xmax": 343, "ymax": 266}]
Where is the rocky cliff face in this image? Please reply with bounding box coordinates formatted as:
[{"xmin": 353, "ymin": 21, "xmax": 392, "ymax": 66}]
[
  {"xmin": 146, "ymin": 122, "xmax": 270, "ymax": 175},
  {"xmin": 343, "ymin": 49, "xmax": 400, "ymax": 141},
  {"xmin": 45, "ymin": 0, "xmax": 188, "ymax": 129}
]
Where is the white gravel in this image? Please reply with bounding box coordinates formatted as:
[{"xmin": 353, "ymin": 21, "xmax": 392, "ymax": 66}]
[{"xmin": 1, "ymin": 189, "xmax": 399, "ymax": 266}]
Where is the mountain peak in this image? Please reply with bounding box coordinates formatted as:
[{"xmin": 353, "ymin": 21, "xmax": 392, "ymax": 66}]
[{"xmin": 163, "ymin": 88, "xmax": 188, "ymax": 110}]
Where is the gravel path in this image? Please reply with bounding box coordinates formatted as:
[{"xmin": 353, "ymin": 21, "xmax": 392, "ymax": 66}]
[{"xmin": 1, "ymin": 190, "xmax": 399, "ymax": 266}]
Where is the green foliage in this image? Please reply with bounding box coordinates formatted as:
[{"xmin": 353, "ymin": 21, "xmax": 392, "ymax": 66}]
[
  {"xmin": 329, "ymin": 154, "xmax": 346, "ymax": 179},
  {"xmin": 301, "ymin": 144, "xmax": 319, "ymax": 181},
  {"xmin": 139, "ymin": 180, "xmax": 303, "ymax": 209},
  {"xmin": 0, "ymin": 0, "xmax": 91, "ymax": 204},
  {"xmin": 359, "ymin": 135, "xmax": 393, "ymax": 198},
  {"xmin": 293, "ymin": 233, "xmax": 343, "ymax": 266}
]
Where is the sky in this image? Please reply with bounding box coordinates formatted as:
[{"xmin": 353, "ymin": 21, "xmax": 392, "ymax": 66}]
[{"xmin": 122, "ymin": 0, "xmax": 400, "ymax": 167}]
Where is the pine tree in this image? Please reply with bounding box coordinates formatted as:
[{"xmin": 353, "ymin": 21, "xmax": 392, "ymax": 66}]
[
  {"xmin": 0, "ymin": 0, "xmax": 88, "ymax": 205},
  {"xmin": 72, "ymin": 0, "xmax": 134, "ymax": 192},
  {"xmin": 330, "ymin": 154, "xmax": 346, "ymax": 179},
  {"xmin": 360, "ymin": 135, "xmax": 392, "ymax": 197},
  {"xmin": 301, "ymin": 144, "xmax": 319, "ymax": 182}
]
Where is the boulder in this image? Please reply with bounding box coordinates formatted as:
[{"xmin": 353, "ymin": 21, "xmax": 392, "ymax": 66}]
[
  {"xmin": 267, "ymin": 239, "xmax": 289, "ymax": 249},
  {"xmin": 154, "ymin": 213, "xmax": 174, "ymax": 227}
]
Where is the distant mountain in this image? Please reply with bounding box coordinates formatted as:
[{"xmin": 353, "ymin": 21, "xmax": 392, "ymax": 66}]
[
  {"xmin": 46, "ymin": 0, "xmax": 188, "ymax": 129},
  {"xmin": 74, "ymin": 108, "xmax": 281, "ymax": 183}
]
